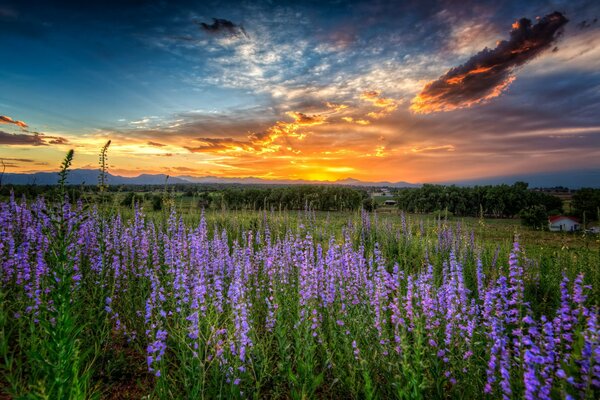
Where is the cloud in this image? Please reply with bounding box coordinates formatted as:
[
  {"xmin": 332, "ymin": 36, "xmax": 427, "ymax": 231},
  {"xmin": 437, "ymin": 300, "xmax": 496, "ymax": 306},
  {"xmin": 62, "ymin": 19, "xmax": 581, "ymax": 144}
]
[
  {"xmin": 0, "ymin": 157, "xmax": 49, "ymax": 168},
  {"xmin": 147, "ymin": 141, "xmax": 167, "ymax": 147},
  {"xmin": 0, "ymin": 115, "xmax": 68, "ymax": 145},
  {"xmin": 285, "ymin": 112, "xmax": 326, "ymax": 126},
  {"xmin": 411, "ymin": 144, "xmax": 456, "ymax": 153},
  {"xmin": 325, "ymin": 102, "xmax": 349, "ymax": 112},
  {"xmin": 197, "ymin": 18, "xmax": 248, "ymax": 39},
  {"xmin": 577, "ymin": 18, "xmax": 598, "ymax": 30},
  {"xmin": 0, "ymin": 130, "xmax": 68, "ymax": 146},
  {"xmin": 0, "ymin": 115, "xmax": 28, "ymax": 129},
  {"xmin": 0, "ymin": 157, "xmax": 35, "ymax": 163},
  {"xmin": 172, "ymin": 166, "xmax": 197, "ymax": 172},
  {"xmin": 183, "ymin": 110, "xmax": 327, "ymax": 155},
  {"xmin": 46, "ymin": 136, "xmax": 69, "ymax": 145},
  {"xmin": 342, "ymin": 117, "xmax": 370, "ymax": 125},
  {"xmin": 411, "ymin": 11, "xmax": 569, "ymax": 114},
  {"xmin": 0, "ymin": 130, "xmax": 45, "ymax": 145},
  {"xmin": 185, "ymin": 137, "xmax": 252, "ymax": 153},
  {"xmin": 360, "ymin": 90, "xmax": 399, "ymax": 119},
  {"xmin": 248, "ymin": 112, "xmax": 326, "ymax": 150}
]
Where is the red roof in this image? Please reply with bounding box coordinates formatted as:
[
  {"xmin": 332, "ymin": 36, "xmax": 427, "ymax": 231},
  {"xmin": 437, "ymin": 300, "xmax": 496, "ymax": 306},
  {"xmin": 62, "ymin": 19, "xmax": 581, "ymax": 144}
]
[{"xmin": 548, "ymin": 215, "xmax": 580, "ymax": 223}]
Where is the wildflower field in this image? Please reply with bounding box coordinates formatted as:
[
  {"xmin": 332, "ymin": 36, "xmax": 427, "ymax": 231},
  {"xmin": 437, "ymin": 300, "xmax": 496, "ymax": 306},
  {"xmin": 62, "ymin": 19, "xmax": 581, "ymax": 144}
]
[{"xmin": 1, "ymin": 194, "xmax": 599, "ymax": 399}]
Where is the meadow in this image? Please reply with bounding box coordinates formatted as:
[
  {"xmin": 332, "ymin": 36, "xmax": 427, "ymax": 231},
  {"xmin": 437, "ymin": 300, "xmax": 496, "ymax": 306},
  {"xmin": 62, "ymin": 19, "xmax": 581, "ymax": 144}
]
[{"xmin": 0, "ymin": 191, "xmax": 599, "ymax": 399}]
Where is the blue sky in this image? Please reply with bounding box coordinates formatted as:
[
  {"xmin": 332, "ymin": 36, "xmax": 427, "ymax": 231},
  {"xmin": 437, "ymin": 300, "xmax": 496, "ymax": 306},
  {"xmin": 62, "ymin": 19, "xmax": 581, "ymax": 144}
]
[{"xmin": 1, "ymin": 0, "xmax": 599, "ymax": 182}]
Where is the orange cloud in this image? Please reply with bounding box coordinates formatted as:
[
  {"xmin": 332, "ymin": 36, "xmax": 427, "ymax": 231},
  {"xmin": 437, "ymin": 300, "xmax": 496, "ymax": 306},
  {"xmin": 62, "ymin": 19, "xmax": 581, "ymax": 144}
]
[
  {"xmin": 0, "ymin": 115, "xmax": 28, "ymax": 129},
  {"xmin": 360, "ymin": 90, "xmax": 398, "ymax": 119},
  {"xmin": 411, "ymin": 12, "xmax": 568, "ymax": 114},
  {"xmin": 186, "ymin": 111, "xmax": 327, "ymax": 155},
  {"xmin": 285, "ymin": 111, "xmax": 326, "ymax": 126},
  {"xmin": 325, "ymin": 102, "xmax": 349, "ymax": 112},
  {"xmin": 342, "ymin": 116, "xmax": 370, "ymax": 125},
  {"xmin": 147, "ymin": 141, "xmax": 167, "ymax": 147},
  {"xmin": 185, "ymin": 137, "xmax": 253, "ymax": 153},
  {"xmin": 410, "ymin": 144, "xmax": 456, "ymax": 153}
]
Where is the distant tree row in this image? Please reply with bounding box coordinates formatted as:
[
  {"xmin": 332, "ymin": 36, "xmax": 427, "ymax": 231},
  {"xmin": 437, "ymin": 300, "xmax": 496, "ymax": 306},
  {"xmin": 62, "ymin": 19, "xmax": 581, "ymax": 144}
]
[
  {"xmin": 216, "ymin": 186, "xmax": 366, "ymax": 211},
  {"xmin": 395, "ymin": 182, "xmax": 563, "ymax": 219}
]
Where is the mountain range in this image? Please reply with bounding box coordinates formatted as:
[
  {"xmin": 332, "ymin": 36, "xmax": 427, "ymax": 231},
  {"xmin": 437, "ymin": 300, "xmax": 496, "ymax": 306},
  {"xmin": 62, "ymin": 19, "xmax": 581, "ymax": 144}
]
[
  {"xmin": 0, "ymin": 168, "xmax": 598, "ymax": 188},
  {"xmin": 0, "ymin": 169, "xmax": 419, "ymax": 187}
]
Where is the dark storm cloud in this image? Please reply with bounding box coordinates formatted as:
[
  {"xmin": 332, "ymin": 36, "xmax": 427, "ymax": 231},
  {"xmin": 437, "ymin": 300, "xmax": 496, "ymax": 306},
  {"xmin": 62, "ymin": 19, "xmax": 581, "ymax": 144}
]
[
  {"xmin": 197, "ymin": 18, "xmax": 248, "ymax": 38},
  {"xmin": 411, "ymin": 11, "xmax": 569, "ymax": 114},
  {"xmin": 381, "ymin": 66, "xmax": 600, "ymax": 162}
]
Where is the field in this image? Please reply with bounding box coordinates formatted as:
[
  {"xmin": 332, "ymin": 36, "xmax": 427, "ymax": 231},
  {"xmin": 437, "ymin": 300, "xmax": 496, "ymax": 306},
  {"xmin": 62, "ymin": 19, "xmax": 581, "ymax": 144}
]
[{"xmin": 1, "ymin": 194, "xmax": 599, "ymax": 399}]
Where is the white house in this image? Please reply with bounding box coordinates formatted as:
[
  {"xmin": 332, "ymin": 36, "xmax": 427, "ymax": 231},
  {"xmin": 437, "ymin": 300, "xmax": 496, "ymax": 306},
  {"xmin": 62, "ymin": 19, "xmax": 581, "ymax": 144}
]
[
  {"xmin": 383, "ymin": 199, "xmax": 397, "ymax": 206},
  {"xmin": 548, "ymin": 216, "xmax": 581, "ymax": 232}
]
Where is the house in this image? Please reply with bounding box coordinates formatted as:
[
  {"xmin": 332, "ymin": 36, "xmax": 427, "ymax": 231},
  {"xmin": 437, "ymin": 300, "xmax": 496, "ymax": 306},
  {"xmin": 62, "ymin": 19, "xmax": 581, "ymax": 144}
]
[
  {"xmin": 371, "ymin": 190, "xmax": 392, "ymax": 198},
  {"xmin": 548, "ymin": 216, "xmax": 581, "ymax": 232},
  {"xmin": 383, "ymin": 199, "xmax": 397, "ymax": 206}
]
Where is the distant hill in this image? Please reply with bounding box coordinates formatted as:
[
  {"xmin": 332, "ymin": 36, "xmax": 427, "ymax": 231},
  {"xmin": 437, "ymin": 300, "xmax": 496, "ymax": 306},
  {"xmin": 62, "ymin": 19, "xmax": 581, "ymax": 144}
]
[
  {"xmin": 0, "ymin": 169, "xmax": 419, "ymax": 187},
  {"xmin": 1, "ymin": 170, "xmax": 188, "ymax": 185},
  {"xmin": 178, "ymin": 175, "xmax": 420, "ymax": 187}
]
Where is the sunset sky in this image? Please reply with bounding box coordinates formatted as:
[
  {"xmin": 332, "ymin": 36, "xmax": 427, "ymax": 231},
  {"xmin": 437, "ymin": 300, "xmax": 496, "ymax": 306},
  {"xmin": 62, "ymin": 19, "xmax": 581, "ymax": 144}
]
[{"xmin": 1, "ymin": 0, "xmax": 599, "ymax": 183}]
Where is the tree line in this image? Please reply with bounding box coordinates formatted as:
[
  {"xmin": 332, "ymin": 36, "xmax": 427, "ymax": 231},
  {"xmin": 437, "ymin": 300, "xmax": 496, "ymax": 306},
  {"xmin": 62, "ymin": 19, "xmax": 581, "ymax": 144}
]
[
  {"xmin": 0, "ymin": 184, "xmax": 369, "ymax": 212},
  {"xmin": 394, "ymin": 182, "xmax": 563, "ymax": 219}
]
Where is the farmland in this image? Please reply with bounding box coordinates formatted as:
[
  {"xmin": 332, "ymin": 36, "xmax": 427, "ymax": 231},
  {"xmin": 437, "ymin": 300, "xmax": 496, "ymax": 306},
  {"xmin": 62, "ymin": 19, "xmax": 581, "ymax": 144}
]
[{"xmin": 0, "ymin": 188, "xmax": 599, "ymax": 399}]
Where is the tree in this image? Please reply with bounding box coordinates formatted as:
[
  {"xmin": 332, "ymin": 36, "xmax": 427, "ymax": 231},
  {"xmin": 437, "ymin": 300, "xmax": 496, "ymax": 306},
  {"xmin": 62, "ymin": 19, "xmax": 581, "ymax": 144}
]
[
  {"xmin": 121, "ymin": 192, "xmax": 142, "ymax": 207},
  {"xmin": 362, "ymin": 198, "xmax": 376, "ymax": 212},
  {"xmin": 152, "ymin": 195, "xmax": 163, "ymax": 211},
  {"xmin": 572, "ymin": 188, "xmax": 600, "ymax": 221},
  {"xmin": 197, "ymin": 192, "xmax": 211, "ymax": 209},
  {"xmin": 520, "ymin": 205, "xmax": 548, "ymax": 229}
]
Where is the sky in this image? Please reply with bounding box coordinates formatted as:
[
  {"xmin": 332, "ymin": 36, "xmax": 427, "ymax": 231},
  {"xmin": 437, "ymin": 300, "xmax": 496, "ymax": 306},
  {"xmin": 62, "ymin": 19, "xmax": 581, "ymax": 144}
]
[{"xmin": 0, "ymin": 0, "xmax": 599, "ymax": 184}]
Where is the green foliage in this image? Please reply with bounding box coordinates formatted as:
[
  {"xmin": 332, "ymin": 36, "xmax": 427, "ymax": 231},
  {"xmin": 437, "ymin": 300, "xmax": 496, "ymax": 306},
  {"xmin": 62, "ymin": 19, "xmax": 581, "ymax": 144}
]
[
  {"xmin": 98, "ymin": 140, "xmax": 111, "ymax": 193},
  {"xmin": 196, "ymin": 191, "xmax": 211, "ymax": 209},
  {"xmin": 520, "ymin": 205, "xmax": 548, "ymax": 229},
  {"xmin": 58, "ymin": 150, "xmax": 74, "ymax": 198},
  {"xmin": 120, "ymin": 191, "xmax": 142, "ymax": 207},
  {"xmin": 572, "ymin": 188, "xmax": 600, "ymax": 221},
  {"xmin": 152, "ymin": 194, "xmax": 163, "ymax": 211},
  {"xmin": 362, "ymin": 197, "xmax": 376, "ymax": 212}
]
